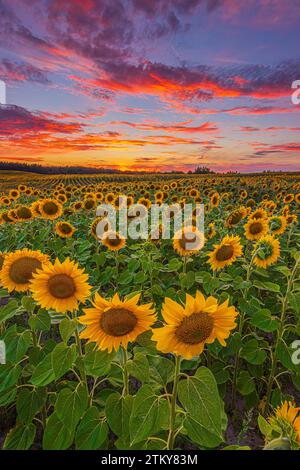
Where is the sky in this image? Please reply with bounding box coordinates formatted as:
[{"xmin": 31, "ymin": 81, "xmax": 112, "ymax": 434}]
[{"xmin": 0, "ymin": 0, "xmax": 300, "ymax": 173}]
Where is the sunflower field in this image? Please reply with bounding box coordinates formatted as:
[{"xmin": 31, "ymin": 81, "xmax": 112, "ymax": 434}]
[{"xmin": 0, "ymin": 171, "xmax": 300, "ymax": 451}]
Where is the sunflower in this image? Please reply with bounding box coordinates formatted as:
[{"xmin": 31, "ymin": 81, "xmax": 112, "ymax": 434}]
[
  {"xmin": 268, "ymin": 401, "xmax": 300, "ymax": 445},
  {"xmin": 1, "ymin": 211, "xmax": 14, "ymax": 223},
  {"xmin": 155, "ymin": 191, "xmax": 164, "ymax": 201},
  {"xmin": 284, "ymin": 194, "xmax": 294, "ymax": 204},
  {"xmin": 225, "ymin": 207, "xmax": 247, "ymax": 228},
  {"xmin": 138, "ymin": 197, "xmax": 151, "ymax": 209},
  {"xmin": 113, "ymin": 194, "xmax": 128, "ymax": 210},
  {"xmin": 55, "ymin": 221, "xmax": 76, "ymax": 238},
  {"xmin": 30, "ymin": 258, "xmax": 91, "ymax": 313},
  {"xmin": 152, "ymin": 291, "xmax": 238, "ymax": 359},
  {"xmin": 286, "ymin": 214, "xmax": 298, "ymax": 225},
  {"xmin": 90, "ymin": 217, "xmax": 110, "ymax": 240},
  {"xmin": 295, "ymin": 193, "xmax": 300, "ymax": 204},
  {"xmin": 210, "ymin": 192, "xmax": 220, "ymax": 207},
  {"xmin": 9, "ymin": 189, "xmax": 20, "ymax": 200},
  {"xmin": 282, "ymin": 205, "xmax": 290, "ymax": 217},
  {"xmin": 72, "ymin": 201, "xmax": 83, "ymax": 212},
  {"xmin": 0, "ymin": 249, "xmax": 50, "ymax": 293},
  {"xmin": 253, "ymin": 235, "xmax": 280, "ymax": 269},
  {"xmin": 8, "ymin": 209, "xmax": 18, "ymax": 222},
  {"xmin": 208, "ymin": 235, "xmax": 243, "ymax": 271},
  {"xmin": 1, "ymin": 197, "xmax": 11, "ymax": 206},
  {"xmin": 57, "ymin": 194, "xmax": 67, "ymax": 204},
  {"xmin": 15, "ymin": 205, "xmax": 33, "ymax": 221},
  {"xmin": 39, "ymin": 199, "xmax": 63, "ymax": 220},
  {"xmin": 244, "ymin": 217, "xmax": 269, "ymax": 241},
  {"xmin": 189, "ymin": 188, "xmax": 199, "ymax": 198},
  {"xmin": 83, "ymin": 198, "xmax": 96, "ymax": 211},
  {"xmin": 206, "ymin": 222, "xmax": 216, "ymax": 239},
  {"xmin": 79, "ymin": 292, "xmax": 156, "ymax": 352},
  {"xmin": 126, "ymin": 195, "xmax": 134, "ymax": 207},
  {"xmin": 246, "ymin": 198, "xmax": 255, "ymax": 208},
  {"xmin": 102, "ymin": 230, "xmax": 126, "ymax": 251},
  {"xmin": 31, "ymin": 201, "xmax": 41, "ymax": 217},
  {"xmin": 105, "ymin": 192, "xmax": 115, "ymax": 204},
  {"xmin": 95, "ymin": 192, "xmax": 104, "ymax": 201},
  {"xmin": 173, "ymin": 226, "xmax": 205, "ymax": 256},
  {"xmin": 269, "ymin": 215, "xmax": 287, "ymax": 236},
  {"xmin": 248, "ymin": 208, "xmax": 268, "ymax": 221}
]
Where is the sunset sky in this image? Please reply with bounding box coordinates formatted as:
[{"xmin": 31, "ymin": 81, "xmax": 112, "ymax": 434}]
[{"xmin": 0, "ymin": 0, "xmax": 300, "ymax": 173}]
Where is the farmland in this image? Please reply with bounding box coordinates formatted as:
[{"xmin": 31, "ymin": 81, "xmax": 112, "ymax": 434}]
[{"xmin": 0, "ymin": 171, "xmax": 299, "ymax": 450}]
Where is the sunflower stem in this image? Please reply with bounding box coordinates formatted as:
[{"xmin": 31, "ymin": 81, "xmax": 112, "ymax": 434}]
[
  {"xmin": 287, "ymin": 225, "xmax": 294, "ymax": 249},
  {"xmin": 231, "ymin": 251, "xmax": 256, "ymax": 407},
  {"xmin": 264, "ymin": 256, "xmax": 300, "ymax": 415},
  {"xmin": 31, "ymin": 329, "xmax": 38, "ymax": 348},
  {"xmin": 115, "ymin": 252, "xmax": 120, "ymax": 289},
  {"xmin": 167, "ymin": 355, "xmax": 181, "ymax": 450},
  {"xmin": 121, "ymin": 346, "xmax": 129, "ymax": 396},
  {"xmin": 183, "ymin": 256, "xmax": 187, "ymax": 274},
  {"xmin": 72, "ymin": 312, "xmax": 88, "ymax": 388}
]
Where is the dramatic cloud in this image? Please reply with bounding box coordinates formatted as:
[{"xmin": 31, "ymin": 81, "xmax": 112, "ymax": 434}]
[
  {"xmin": 173, "ymin": 105, "xmax": 300, "ymax": 116},
  {"xmin": 109, "ymin": 120, "xmax": 219, "ymax": 133},
  {"xmin": 251, "ymin": 142, "xmax": 300, "ymax": 157},
  {"xmin": 0, "ymin": 59, "xmax": 49, "ymax": 83},
  {"xmin": 0, "ymin": 0, "xmax": 299, "ymax": 171},
  {"xmin": 68, "ymin": 60, "xmax": 300, "ymax": 105},
  {"xmin": 240, "ymin": 126, "xmax": 300, "ymax": 132},
  {"xmin": 0, "ymin": 104, "xmax": 84, "ymax": 136}
]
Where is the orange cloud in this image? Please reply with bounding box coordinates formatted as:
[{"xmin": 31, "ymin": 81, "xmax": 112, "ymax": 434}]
[{"xmin": 109, "ymin": 120, "xmax": 219, "ymax": 133}]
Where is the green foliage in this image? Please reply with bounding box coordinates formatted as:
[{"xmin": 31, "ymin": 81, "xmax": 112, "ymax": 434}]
[{"xmin": 0, "ymin": 172, "xmax": 299, "ymax": 451}]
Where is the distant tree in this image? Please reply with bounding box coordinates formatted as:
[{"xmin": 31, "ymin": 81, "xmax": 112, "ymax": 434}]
[
  {"xmin": 0, "ymin": 161, "xmax": 122, "ymax": 175},
  {"xmin": 193, "ymin": 166, "xmax": 215, "ymax": 174}
]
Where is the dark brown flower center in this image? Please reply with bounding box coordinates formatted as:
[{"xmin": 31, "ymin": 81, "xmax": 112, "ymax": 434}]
[
  {"xmin": 107, "ymin": 235, "xmax": 122, "ymax": 247},
  {"xmin": 85, "ymin": 200, "xmax": 95, "ymax": 209},
  {"xmin": 230, "ymin": 212, "xmax": 243, "ymax": 225},
  {"xmin": 249, "ymin": 222, "xmax": 263, "ymax": 235},
  {"xmin": 59, "ymin": 223, "xmax": 72, "ymax": 234},
  {"xmin": 216, "ymin": 244, "xmax": 234, "ymax": 261},
  {"xmin": 43, "ymin": 201, "xmax": 59, "ymax": 215},
  {"xmin": 9, "ymin": 257, "xmax": 42, "ymax": 284},
  {"xmin": 175, "ymin": 312, "xmax": 214, "ymax": 344},
  {"xmin": 140, "ymin": 199, "xmax": 149, "ymax": 207},
  {"xmin": 100, "ymin": 308, "xmax": 137, "ymax": 336},
  {"xmin": 16, "ymin": 206, "xmax": 32, "ymax": 219},
  {"xmin": 48, "ymin": 274, "xmax": 76, "ymax": 298},
  {"xmin": 178, "ymin": 232, "xmax": 197, "ymax": 250}
]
